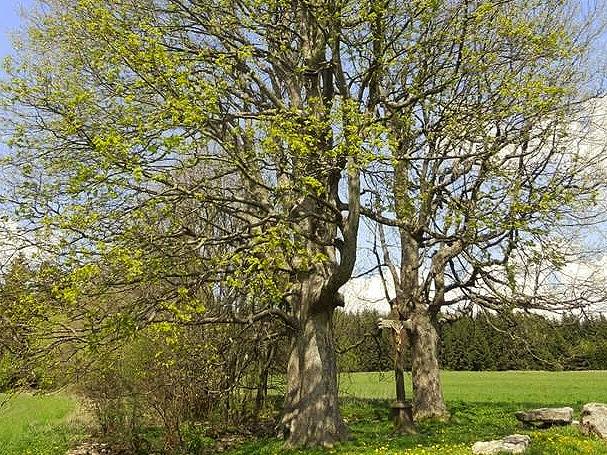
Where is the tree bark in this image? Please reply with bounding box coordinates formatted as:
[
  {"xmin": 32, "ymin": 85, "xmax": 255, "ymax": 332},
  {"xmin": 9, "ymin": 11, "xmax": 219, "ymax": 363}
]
[
  {"xmin": 254, "ymin": 343, "xmax": 275, "ymax": 419},
  {"xmin": 410, "ymin": 311, "xmax": 449, "ymax": 421},
  {"xmin": 281, "ymin": 307, "xmax": 349, "ymax": 448}
]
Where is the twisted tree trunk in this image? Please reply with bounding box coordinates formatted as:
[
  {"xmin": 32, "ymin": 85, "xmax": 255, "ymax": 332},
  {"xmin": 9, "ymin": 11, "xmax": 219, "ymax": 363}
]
[{"xmin": 282, "ymin": 303, "xmax": 348, "ymax": 447}]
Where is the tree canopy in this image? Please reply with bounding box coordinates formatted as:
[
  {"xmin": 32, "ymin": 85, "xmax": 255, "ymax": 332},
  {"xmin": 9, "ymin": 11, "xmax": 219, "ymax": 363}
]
[{"xmin": 1, "ymin": 0, "xmax": 606, "ymax": 448}]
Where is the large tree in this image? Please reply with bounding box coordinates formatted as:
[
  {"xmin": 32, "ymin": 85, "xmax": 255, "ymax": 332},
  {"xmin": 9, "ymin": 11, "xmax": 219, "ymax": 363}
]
[
  {"xmin": 0, "ymin": 0, "xmax": 374, "ymax": 447},
  {"xmin": 367, "ymin": 0, "xmax": 607, "ymax": 420}
]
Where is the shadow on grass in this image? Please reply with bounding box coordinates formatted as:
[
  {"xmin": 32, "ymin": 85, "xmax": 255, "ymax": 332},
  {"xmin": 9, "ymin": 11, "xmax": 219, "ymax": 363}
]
[{"xmin": 225, "ymin": 398, "xmax": 605, "ymax": 455}]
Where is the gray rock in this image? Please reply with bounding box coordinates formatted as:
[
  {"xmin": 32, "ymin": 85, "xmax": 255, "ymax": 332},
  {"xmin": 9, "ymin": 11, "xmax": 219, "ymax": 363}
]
[
  {"xmin": 472, "ymin": 434, "xmax": 531, "ymax": 454},
  {"xmin": 581, "ymin": 403, "xmax": 607, "ymax": 439},
  {"xmin": 66, "ymin": 442, "xmax": 110, "ymax": 455},
  {"xmin": 515, "ymin": 407, "xmax": 573, "ymax": 428}
]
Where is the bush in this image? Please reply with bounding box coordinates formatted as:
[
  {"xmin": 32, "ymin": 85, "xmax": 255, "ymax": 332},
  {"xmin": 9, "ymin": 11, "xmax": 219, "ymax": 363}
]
[{"xmin": 79, "ymin": 322, "xmax": 282, "ymax": 453}]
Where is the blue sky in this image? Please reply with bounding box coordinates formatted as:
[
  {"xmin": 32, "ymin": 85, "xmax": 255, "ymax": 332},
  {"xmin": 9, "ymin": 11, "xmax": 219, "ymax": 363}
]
[{"xmin": 0, "ymin": 0, "xmax": 33, "ymax": 58}]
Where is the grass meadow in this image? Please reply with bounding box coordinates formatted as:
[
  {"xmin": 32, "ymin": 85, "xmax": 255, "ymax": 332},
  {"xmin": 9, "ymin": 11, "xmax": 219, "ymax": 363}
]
[
  {"xmin": 0, "ymin": 392, "xmax": 87, "ymax": 455},
  {"xmin": 2, "ymin": 371, "xmax": 607, "ymax": 454},
  {"xmin": 338, "ymin": 370, "xmax": 607, "ymax": 403}
]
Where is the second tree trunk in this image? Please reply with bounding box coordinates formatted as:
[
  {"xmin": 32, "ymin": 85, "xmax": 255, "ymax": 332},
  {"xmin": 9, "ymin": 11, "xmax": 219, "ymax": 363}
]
[{"xmin": 410, "ymin": 312, "xmax": 449, "ymax": 421}]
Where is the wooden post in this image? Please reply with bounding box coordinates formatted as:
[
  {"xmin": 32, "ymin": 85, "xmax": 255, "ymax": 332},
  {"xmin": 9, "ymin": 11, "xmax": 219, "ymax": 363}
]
[{"xmin": 378, "ymin": 317, "xmax": 415, "ymax": 433}]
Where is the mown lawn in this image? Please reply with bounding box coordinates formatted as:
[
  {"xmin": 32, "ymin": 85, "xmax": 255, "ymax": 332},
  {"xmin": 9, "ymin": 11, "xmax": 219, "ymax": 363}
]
[
  {"xmin": 3, "ymin": 371, "xmax": 607, "ymax": 454},
  {"xmin": 0, "ymin": 392, "xmax": 87, "ymax": 455},
  {"xmin": 338, "ymin": 370, "xmax": 607, "ymax": 403}
]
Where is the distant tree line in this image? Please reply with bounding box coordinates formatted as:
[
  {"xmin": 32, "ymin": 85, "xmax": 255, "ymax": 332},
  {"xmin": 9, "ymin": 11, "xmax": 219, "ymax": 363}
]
[{"xmin": 332, "ymin": 310, "xmax": 607, "ymax": 372}]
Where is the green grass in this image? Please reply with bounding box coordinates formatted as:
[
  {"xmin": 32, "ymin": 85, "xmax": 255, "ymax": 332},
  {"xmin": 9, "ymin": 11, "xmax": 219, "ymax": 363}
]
[
  {"xmin": 4, "ymin": 372, "xmax": 607, "ymax": 454},
  {"xmin": 231, "ymin": 371, "xmax": 607, "ymax": 455},
  {"xmin": 0, "ymin": 392, "xmax": 87, "ymax": 455},
  {"xmin": 339, "ymin": 370, "xmax": 607, "ymax": 403}
]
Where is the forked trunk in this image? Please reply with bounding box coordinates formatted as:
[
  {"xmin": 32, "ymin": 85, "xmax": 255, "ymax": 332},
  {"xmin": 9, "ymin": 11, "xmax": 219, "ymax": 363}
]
[
  {"xmin": 410, "ymin": 312, "xmax": 449, "ymax": 421},
  {"xmin": 282, "ymin": 307, "xmax": 349, "ymax": 448}
]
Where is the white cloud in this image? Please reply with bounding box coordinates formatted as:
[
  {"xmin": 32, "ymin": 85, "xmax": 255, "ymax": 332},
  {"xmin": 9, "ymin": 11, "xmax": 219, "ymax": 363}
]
[{"xmin": 340, "ymin": 274, "xmax": 393, "ymax": 314}]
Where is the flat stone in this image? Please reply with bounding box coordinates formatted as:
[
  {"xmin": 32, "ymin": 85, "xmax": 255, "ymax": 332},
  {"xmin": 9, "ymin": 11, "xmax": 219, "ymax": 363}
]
[
  {"xmin": 581, "ymin": 403, "xmax": 607, "ymax": 439},
  {"xmin": 66, "ymin": 442, "xmax": 111, "ymax": 455},
  {"xmin": 515, "ymin": 407, "xmax": 573, "ymax": 428},
  {"xmin": 472, "ymin": 434, "xmax": 531, "ymax": 454}
]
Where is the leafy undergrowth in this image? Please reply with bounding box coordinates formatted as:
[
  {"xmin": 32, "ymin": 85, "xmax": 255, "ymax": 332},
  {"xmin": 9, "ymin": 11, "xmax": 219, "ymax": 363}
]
[
  {"xmin": 226, "ymin": 399, "xmax": 607, "ymax": 455},
  {"xmin": 0, "ymin": 392, "xmax": 89, "ymax": 455}
]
